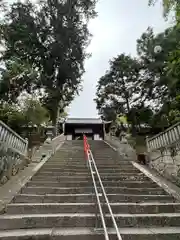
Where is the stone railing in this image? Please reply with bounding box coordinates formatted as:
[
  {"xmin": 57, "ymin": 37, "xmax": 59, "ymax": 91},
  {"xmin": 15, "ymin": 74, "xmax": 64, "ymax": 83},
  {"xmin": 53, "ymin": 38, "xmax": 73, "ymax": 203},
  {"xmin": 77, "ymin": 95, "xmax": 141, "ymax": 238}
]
[
  {"xmin": 0, "ymin": 120, "xmax": 29, "ymax": 185},
  {"xmin": 146, "ymin": 122, "xmax": 180, "ymax": 182},
  {"xmin": 147, "ymin": 122, "xmax": 180, "ymax": 152},
  {"xmin": 31, "ymin": 134, "xmax": 65, "ymax": 163}
]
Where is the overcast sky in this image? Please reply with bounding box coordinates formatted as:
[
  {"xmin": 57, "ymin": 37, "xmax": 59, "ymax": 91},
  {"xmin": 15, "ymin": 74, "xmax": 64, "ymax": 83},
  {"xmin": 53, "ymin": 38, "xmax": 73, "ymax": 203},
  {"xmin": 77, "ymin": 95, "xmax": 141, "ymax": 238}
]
[{"xmin": 68, "ymin": 0, "xmax": 170, "ymax": 118}]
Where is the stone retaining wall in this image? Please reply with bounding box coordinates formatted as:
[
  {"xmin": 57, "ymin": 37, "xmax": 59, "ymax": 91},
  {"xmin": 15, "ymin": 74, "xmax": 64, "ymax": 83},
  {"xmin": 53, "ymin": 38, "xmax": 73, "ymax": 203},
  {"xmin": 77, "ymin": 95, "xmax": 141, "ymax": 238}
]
[
  {"xmin": 104, "ymin": 134, "xmax": 137, "ymax": 161},
  {"xmin": 148, "ymin": 148, "xmax": 180, "ymax": 182}
]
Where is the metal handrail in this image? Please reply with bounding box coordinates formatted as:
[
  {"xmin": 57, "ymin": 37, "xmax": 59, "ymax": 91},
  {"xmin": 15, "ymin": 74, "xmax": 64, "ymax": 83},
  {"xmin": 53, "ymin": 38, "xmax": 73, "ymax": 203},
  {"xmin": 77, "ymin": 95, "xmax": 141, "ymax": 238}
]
[
  {"xmin": 87, "ymin": 151, "xmax": 109, "ymax": 240},
  {"xmin": 88, "ymin": 150, "xmax": 122, "ymax": 240},
  {"xmin": 84, "ymin": 136, "xmax": 122, "ymax": 240}
]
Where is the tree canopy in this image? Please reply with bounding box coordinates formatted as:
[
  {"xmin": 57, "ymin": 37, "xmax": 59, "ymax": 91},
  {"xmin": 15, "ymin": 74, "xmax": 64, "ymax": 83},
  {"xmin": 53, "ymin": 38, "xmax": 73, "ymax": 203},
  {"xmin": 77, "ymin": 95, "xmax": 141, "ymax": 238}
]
[
  {"xmin": 148, "ymin": 0, "xmax": 178, "ymax": 17},
  {"xmin": 0, "ymin": 96, "xmax": 49, "ymax": 134},
  {"xmin": 95, "ymin": 18, "xmax": 180, "ymax": 135},
  {"xmin": 0, "ymin": 0, "xmax": 98, "ymax": 127}
]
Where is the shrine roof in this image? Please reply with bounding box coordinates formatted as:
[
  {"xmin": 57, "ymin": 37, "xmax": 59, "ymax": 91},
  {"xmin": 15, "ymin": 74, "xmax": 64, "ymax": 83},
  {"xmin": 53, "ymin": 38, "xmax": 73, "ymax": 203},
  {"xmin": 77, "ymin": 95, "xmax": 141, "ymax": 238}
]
[{"xmin": 65, "ymin": 118, "xmax": 103, "ymax": 124}]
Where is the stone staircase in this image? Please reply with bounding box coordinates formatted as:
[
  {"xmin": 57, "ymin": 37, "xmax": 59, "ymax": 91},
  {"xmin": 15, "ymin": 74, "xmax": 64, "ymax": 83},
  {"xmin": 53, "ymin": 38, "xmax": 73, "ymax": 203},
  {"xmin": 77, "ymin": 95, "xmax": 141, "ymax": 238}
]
[{"xmin": 0, "ymin": 140, "xmax": 180, "ymax": 239}]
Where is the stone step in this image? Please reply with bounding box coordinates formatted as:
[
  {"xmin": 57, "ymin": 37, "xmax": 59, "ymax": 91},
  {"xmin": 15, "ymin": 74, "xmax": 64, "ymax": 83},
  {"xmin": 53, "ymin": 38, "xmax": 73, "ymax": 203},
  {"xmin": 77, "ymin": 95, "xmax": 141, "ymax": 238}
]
[
  {"xmin": 38, "ymin": 167, "xmax": 137, "ymax": 172},
  {"xmin": 45, "ymin": 162, "xmax": 130, "ymax": 165},
  {"xmin": 37, "ymin": 169, "xmax": 139, "ymax": 174},
  {"xmin": 36, "ymin": 171, "xmax": 90, "ymax": 176},
  {"xmin": 49, "ymin": 157, "xmax": 119, "ymax": 160},
  {"xmin": 1, "ymin": 140, "xmax": 178, "ymax": 239},
  {"xmin": 21, "ymin": 186, "xmax": 166, "ymax": 195},
  {"xmin": 12, "ymin": 193, "xmax": 173, "ymax": 203},
  {"xmin": 39, "ymin": 167, "xmax": 89, "ymax": 171},
  {"xmin": 93, "ymin": 159, "xmax": 129, "ymax": 163},
  {"xmin": 40, "ymin": 165, "xmax": 133, "ymax": 170},
  {"xmin": 44, "ymin": 161, "xmax": 130, "ymax": 165},
  {"xmin": 5, "ymin": 202, "xmax": 180, "ymax": 215},
  {"xmin": 91, "ymin": 155, "xmax": 122, "ymax": 158},
  {"xmin": 36, "ymin": 171, "xmax": 141, "ymax": 176},
  {"xmin": 47, "ymin": 162, "xmax": 87, "ymax": 165},
  {"xmin": 1, "ymin": 213, "xmax": 180, "ymax": 229},
  {"xmin": 27, "ymin": 180, "xmax": 158, "ymax": 188},
  {"xmin": 0, "ymin": 227, "xmax": 180, "ymax": 240},
  {"xmin": 31, "ymin": 175, "xmax": 150, "ymax": 182},
  {"xmin": 34, "ymin": 171, "xmax": 141, "ymax": 177},
  {"xmin": 98, "ymin": 168, "xmax": 139, "ymax": 172}
]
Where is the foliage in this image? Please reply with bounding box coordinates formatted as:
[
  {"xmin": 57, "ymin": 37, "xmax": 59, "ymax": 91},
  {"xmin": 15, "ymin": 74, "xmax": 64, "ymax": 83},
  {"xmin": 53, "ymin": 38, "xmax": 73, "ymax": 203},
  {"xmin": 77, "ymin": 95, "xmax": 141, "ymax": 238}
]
[
  {"xmin": 95, "ymin": 22, "xmax": 180, "ymax": 135},
  {"xmin": 0, "ymin": 97, "xmax": 49, "ymax": 133},
  {"xmin": 95, "ymin": 54, "xmax": 141, "ymax": 120},
  {"xmin": 0, "ymin": 57, "xmax": 38, "ymax": 103},
  {"xmin": 22, "ymin": 97, "xmax": 49, "ymax": 126},
  {"xmin": 148, "ymin": 0, "xmax": 178, "ymax": 18},
  {"xmin": 0, "ymin": 103, "xmax": 25, "ymax": 133},
  {"xmin": 0, "ymin": 0, "xmax": 98, "ymax": 125},
  {"xmin": 95, "ymin": 54, "xmax": 142, "ymax": 135},
  {"xmin": 59, "ymin": 110, "xmax": 68, "ymax": 119},
  {"xmin": 127, "ymin": 106, "xmax": 154, "ymax": 126},
  {"xmin": 147, "ymin": 0, "xmax": 180, "ymax": 128}
]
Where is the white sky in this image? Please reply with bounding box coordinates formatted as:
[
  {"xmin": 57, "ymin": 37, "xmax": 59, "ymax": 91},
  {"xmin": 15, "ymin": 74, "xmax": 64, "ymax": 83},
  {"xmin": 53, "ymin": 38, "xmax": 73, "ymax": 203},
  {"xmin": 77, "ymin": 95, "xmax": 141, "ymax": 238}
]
[{"xmin": 68, "ymin": 0, "xmax": 170, "ymax": 118}]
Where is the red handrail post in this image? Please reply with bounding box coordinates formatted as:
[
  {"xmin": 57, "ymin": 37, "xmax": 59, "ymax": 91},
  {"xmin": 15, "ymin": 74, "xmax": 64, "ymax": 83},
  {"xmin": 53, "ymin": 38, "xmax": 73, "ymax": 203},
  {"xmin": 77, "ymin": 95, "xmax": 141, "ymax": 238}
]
[{"xmin": 83, "ymin": 134, "xmax": 89, "ymax": 160}]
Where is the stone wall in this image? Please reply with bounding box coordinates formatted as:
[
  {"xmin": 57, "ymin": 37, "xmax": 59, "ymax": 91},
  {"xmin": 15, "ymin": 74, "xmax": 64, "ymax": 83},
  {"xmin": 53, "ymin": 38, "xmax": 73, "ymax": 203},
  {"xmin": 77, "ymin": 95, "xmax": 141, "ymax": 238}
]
[{"xmin": 148, "ymin": 148, "xmax": 180, "ymax": 182}]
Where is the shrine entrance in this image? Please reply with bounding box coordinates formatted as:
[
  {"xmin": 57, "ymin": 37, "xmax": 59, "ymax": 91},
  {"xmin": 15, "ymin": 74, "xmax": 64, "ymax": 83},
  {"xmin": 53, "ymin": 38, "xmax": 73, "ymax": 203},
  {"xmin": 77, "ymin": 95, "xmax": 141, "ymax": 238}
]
[{"xmin": 64, "ymin": 118, "xmax": 111, "ymax": 140}]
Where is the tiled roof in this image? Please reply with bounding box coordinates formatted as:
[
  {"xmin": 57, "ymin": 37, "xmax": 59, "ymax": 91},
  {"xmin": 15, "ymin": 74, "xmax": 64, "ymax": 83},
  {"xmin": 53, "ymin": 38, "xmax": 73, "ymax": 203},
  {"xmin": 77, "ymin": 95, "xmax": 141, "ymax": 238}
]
[{"xmin": 65, "ymin": 118, "xmax": 103, "ymax": 124}]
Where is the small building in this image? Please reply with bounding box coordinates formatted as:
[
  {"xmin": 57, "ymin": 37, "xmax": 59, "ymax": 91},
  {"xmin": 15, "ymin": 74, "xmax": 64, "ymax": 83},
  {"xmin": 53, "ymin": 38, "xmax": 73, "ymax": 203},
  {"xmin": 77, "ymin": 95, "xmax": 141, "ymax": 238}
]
[{"xmin": 64, "ymin": 118, "xmax": 111, "ymax": 140}]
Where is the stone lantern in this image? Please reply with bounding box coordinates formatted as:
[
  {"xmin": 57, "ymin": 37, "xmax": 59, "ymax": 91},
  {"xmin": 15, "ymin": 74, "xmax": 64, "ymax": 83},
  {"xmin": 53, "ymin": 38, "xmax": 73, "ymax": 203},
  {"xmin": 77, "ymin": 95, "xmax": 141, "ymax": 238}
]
[{"xmin": 45, "ymin": 122, "xmax": 55, "ymax": 143}]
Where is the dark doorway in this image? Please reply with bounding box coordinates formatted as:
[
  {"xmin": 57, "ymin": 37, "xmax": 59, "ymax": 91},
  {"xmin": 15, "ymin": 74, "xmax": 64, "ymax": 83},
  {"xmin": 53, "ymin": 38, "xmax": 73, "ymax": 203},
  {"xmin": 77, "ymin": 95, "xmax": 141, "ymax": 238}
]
[{"xmin": 75, "ymin": 133, "xmax": 93, "ymax": 140}]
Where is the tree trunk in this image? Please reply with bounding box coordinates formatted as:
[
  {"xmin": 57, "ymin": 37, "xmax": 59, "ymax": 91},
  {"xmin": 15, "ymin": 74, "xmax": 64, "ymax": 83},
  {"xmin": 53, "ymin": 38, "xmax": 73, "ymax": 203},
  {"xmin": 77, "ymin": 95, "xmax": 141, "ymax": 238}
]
[
  {"xmin": 126, "ymin": 98, "xmax": 133, "ymax": 133},
  {"xmin": 51, "ymin": 106, "xmax": 60, "ymax": 136},
  {"xmin": 55, "ymin": 104, "xmax": 60, "ymax": 136},
  {"xmin": 50, "ymin": 101, "xmax": 60, "ymax": 137}
]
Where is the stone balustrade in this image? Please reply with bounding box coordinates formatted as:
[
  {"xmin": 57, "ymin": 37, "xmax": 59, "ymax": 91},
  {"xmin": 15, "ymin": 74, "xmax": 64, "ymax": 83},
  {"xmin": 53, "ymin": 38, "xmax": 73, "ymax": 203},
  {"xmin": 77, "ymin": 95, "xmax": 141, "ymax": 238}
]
[
  {"xmin": 31, "ymin": 134, "xmax": 65, "ymax": 163},
  {"xmin": 146, "ymin": 122, "xmax": 180, "ymax": 182},
  {"xmin": 0, "ymin": 120, "xmax": 29, "ymax": 185},
  {"xmin": 147, "ymin": 122, "xmax": 180, "ymax": 152}
]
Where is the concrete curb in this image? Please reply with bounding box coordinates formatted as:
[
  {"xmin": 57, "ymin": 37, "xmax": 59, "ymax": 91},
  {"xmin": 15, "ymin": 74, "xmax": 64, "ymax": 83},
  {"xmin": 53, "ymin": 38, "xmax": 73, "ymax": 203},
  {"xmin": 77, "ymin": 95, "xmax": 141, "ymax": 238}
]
[
  {"xmin": 104, "ymin": 141, "xmax": 117, "ymax": 151},
  {"xmin": 0, "ymin": 141, "xmax": 64, "ymax": 213},
  {"xmin": 132, "ymin": 161, "xmax": 180, "ymax": 202}
]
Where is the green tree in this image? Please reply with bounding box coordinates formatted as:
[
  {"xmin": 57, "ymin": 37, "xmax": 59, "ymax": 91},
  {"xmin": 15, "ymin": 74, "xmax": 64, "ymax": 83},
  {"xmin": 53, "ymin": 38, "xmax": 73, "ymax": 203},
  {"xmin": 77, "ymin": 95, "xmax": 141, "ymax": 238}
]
[
  {"xmin": 0, "ymin": 0, "xmax": 97, "ymax": 128},
  {"xmin": 95, "ymin": 54, "xmax": 141, "ymax": 135},
  {"xmin": 22, "ymin": 97, "xmax": 49, "ymax": 127},
  {"xmin": 148, "ymin": 1, "xmax": 180, "ymax": 117},
  {"xmin": 148, "ymin": 0, "xmax": 178, "ymax": 18},
  {"xmin": 0, "ymin": 57, "xmax": 38, "ymax": 103},
  {"xmin": 137, "ymin": 26, "xmax": 180, "ymax": 112},
  {"xmin": 0, "ymin": 103, "xmax": 26, "ymax": 134},
  {"xmin": 127, "ymin": 105, "xmax": 153, "ymax": 131},
  {"xmin": 0, "ymin": 96, "xmax": 49, "ymax": 133}
]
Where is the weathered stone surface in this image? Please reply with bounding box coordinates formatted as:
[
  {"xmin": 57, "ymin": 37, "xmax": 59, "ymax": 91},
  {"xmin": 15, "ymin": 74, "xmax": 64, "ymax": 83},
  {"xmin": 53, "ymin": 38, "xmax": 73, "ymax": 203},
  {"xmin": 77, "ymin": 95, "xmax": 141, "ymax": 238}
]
[
  {"xmin": 0, "ymin": 140, "xmax": 179, "ymax": 239},
  {"xmin": 104, "ymin": 135, "xmax": 137, "ymax": 161},
  {"xmin": 0, "ymin": 145, "xmax": 29, "ymax": 186},
  {"xmin": 148, "ymin": 147, "xmax": 180, "ymax": 183}
]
